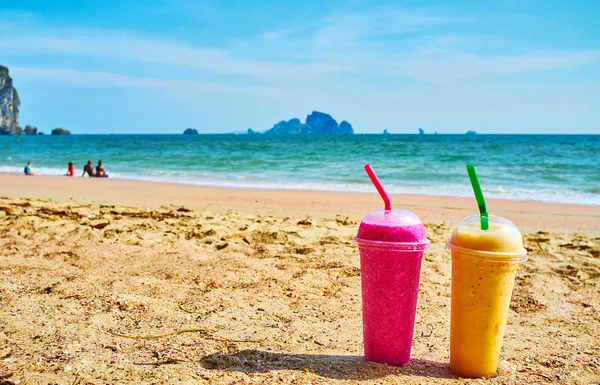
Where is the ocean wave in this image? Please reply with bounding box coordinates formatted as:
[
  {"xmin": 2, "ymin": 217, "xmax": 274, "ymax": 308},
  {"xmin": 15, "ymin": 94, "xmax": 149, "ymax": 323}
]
[
  {"xmin": 1, "ymin": 166, "xmax": 597, "ymax": 206},
  {"xmin": 541, "ymin": 174, "xmax": 568, "ymax": 182},
  {"xmin": 0, "ymin": 165, "xmax": 70, "ymax": 175},
  {"xmin": 343, "ymin": 178, "xmax": 368, "ymax": 184}
]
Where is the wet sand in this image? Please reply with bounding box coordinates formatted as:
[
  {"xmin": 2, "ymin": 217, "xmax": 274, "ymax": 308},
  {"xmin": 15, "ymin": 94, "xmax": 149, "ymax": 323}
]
[
  {"xmin": 0, "ymin": 174, "xmax": 599, "ymax": 384},
  {"xmin": 1, "ymin": 174, "xmax": 598, "ymax": 232}
]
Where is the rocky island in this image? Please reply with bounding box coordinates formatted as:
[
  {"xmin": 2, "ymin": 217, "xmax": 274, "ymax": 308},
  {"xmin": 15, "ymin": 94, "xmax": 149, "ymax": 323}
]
[
  {"xmin": 265, "ymin": 111, "xmax": 354, "ymax": 134},
  {"xmin": 183, "ymin": 128, "xmax": 199, "ymax": 135},
  {"xmin": 0, "ymin": 65, "xmax": 20, "ymax": 135},
  {"xmin": 51, "ymin": 128, "xmax": 71, "ymax": 135},
  {"xmin": 23, "ymin": 125, "xmax": 38, "ymax": 135}
]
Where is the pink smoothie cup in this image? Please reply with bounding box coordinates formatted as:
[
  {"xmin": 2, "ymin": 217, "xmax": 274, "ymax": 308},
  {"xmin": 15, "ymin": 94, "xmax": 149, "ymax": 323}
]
[{"xmin": 354, "ymin": 208, "xmax": 430, "ymax": 366}]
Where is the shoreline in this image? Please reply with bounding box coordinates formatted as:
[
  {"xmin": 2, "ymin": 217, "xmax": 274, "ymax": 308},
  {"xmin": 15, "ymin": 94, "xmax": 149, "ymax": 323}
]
[
  {"xmin": 1, "ymin": 173, "xmax": 598, "ymax": 232},
  {"xmin": 0, "ymin": 167, "xmax": 597, "ymax": 207},
  {"xmin": 1, "ymin": 170, "xmax": 598, "ymax": 208}
]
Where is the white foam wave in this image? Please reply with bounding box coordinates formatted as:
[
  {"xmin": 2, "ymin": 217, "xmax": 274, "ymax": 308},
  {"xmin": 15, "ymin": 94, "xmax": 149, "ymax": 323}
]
[
  {"xmin": 0, "ymin": 165, "xmax": 69, "ymax": 175},
  {"xmin": 0, "ymin": 166, "xmax": 597, "ymax": 206}
]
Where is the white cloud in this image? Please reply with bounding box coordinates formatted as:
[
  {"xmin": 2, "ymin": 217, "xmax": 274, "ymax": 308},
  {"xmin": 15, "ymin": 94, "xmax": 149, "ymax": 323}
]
[
  {"xmin": 3, "ymin": 26, "xmax": 596, "ymax": 86},
  {"xmin": 310, "ymin": 5, "xmax": 471, "ymax": 51},
  {"xmin": 350, "ymin": 50, "xmax": 600, "ymax": 83},
  {"xmin": 1, "ymin": 5, "xmax": 598, "ymax": 86},
  {"xmin": 0, "ymin": 28, "xmax": 347, "ymax": 80},
  {"xmin": 10, "ymin": 67, "xmax": 283, "ymax": 96}
]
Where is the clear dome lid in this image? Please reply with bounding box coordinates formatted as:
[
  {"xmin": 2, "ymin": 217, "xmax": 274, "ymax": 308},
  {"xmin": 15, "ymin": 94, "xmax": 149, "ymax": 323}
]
[
  {"xmin": 355, "ymin": 209, "xmax": 428, "ymax": 244},
  {"xmin": 448, "ymin": 214, "xmax": 526, "ymax": 256}
]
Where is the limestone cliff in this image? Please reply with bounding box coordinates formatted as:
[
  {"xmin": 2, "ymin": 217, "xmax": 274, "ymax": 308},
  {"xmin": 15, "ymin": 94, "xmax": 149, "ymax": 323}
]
[
  {"xmin": 266, "ymin": 118, "xmax": 309, "ymax": 134},
  {"xmin": 305, "ymin": 111, "xmax": 338, "ymax": 134},
  {"xmin": 338, "ymin": 121, "xmax": 353, "ymax": 135},
  {"xmin": 0, "ymin": 65, "xmax": 20, "ymax": 135},
  {"xmin": 265, "ymin": 111, "xmax": 354, "ymax": 134}
]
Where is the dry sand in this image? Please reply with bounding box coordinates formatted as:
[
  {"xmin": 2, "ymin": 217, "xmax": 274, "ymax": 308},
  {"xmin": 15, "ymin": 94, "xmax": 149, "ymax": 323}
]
[{"xmin": 0, "ymin": 174, "xmax": 599, "ymax": 384}]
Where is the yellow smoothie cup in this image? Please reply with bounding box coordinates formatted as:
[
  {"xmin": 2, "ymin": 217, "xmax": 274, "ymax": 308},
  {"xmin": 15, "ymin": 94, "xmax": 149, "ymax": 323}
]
[{"xmin": 447, "ymin": 214, "xmax": 527, "ymax": 378}]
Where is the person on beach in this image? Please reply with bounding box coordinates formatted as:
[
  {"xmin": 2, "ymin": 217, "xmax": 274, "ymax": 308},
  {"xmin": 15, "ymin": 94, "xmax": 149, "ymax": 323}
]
[
  {"xmin": 96, "ymin": 160, "xmax": 106, "ymax": 177},
  {"xmin": 82, "ymin": 160, "xmax": 95, "ymax": 177},
  {"xmin": 23, "ymin": 161, "xmax": 36, "ymax": 176},
  {"xmin": 66, "ymin": 162, "xmax": 75, "ymax": 177}
]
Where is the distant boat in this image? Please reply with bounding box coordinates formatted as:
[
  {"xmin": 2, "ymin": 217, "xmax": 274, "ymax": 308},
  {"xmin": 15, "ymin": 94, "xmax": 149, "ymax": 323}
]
[
  {"xmin": 383, "ymin": 129, "xmax": 389, "ymax": 135},
  {"xmin": 418, "ymin": 128, "xmax": 425, "ymax": 135},
  {"xmin": 434, "ymin": 131, "xmax": 438, "ymax": 135},
  {"xmin": 465, "ymin": 130, "xmax": 476, "ymax": 135}
]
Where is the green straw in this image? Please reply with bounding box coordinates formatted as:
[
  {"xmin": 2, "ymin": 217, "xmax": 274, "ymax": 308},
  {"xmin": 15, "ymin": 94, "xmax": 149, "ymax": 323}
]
[{"xmin": 466, "ymin": 164, "xmax": 489, "ymax": 230}]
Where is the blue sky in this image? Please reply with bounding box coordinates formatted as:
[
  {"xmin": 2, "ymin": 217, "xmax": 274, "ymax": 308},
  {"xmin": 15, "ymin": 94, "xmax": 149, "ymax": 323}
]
[{"xmin": 1, "ymin": 0, "xmax": 599, "ymax": 134}]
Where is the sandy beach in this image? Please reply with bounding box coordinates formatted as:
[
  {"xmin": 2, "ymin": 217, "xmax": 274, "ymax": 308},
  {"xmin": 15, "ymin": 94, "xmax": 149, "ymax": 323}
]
[{"xmin": 1, "ymin": 174, "xmax": 599, "ymax": 384}]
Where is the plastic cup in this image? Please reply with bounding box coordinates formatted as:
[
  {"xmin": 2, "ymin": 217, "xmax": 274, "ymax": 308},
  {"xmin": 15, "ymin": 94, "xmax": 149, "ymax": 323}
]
[
  {"xmin": 447, "ymin": 214, "xmax": 528, "ymax": 378},
  {"xmin": 354, "ymin": 208, "xmax": 430, "ymax": 366}
]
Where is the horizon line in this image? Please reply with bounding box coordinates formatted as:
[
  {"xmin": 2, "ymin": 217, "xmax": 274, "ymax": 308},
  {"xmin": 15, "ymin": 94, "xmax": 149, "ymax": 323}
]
[{"xmin": 3, "ymin": 132, "xmax": 598, "ymax": 136}]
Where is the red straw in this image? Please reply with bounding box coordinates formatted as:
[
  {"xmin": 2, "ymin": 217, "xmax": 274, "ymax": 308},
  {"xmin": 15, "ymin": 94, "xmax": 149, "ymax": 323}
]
[{"xmin": 364, "ymin": 164, "xmax": 392, "ymax": 210}]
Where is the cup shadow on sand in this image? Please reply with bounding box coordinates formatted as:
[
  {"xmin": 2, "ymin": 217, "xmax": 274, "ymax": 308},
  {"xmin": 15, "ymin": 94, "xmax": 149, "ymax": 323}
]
[{"xmin": 198, "ymin": 350, "xmax": 455, "ymax": 380}]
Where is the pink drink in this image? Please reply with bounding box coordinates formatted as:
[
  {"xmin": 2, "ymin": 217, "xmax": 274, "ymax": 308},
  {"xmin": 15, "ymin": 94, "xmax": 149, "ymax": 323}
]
[{"xmin": 355, "ymin": 209, "xmax": 429, "ymax": 366}]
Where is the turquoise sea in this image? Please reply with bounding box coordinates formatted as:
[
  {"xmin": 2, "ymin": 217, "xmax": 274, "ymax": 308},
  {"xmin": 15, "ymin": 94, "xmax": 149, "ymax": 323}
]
[{"xmin": 0, "ymin": 134, "xmax": 598, "ymax": 205}]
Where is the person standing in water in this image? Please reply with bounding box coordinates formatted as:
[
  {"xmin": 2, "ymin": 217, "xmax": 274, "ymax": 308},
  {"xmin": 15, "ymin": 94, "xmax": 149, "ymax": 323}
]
[
  {"xmin": 24, "ymin": 161, "xmax": 36, "ymax": 176},
  {"xmin": 82, "ymin": 160, "xmax": 95, "ymax": 177}
]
